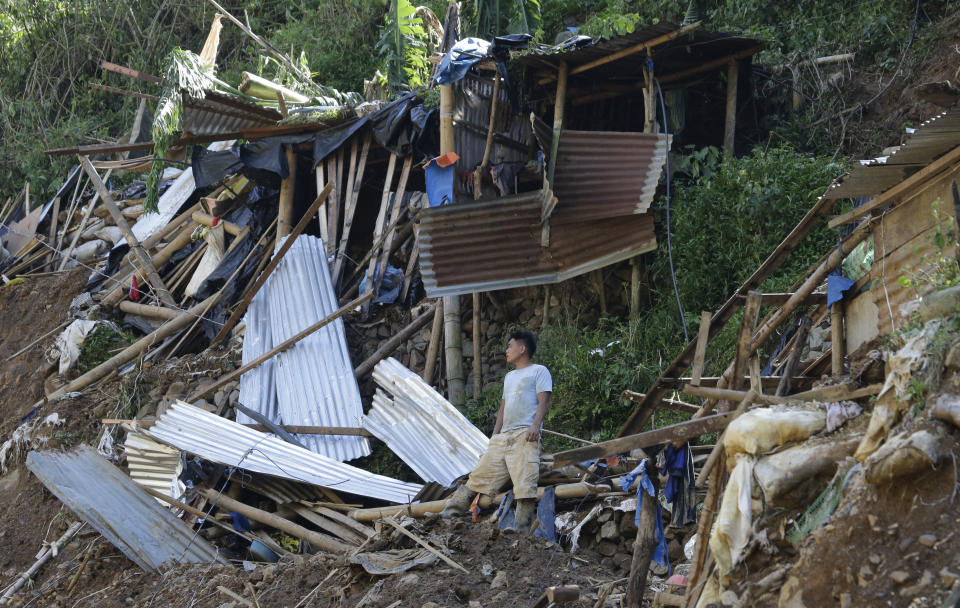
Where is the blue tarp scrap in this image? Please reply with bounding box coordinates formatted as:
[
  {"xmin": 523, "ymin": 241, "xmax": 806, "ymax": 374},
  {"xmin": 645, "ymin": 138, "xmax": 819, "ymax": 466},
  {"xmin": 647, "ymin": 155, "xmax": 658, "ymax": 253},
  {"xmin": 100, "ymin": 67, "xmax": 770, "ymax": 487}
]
[
  {"xmin": 359, "ymin": 264, "xmax": 405, "ymax": 305},
  {"xmin": 827, "ymin": 271, "xmax": 855, "ymax": 307},
  {"xmin": 493, "ymin": 488, "xmax": 558, "ymax": 542},
  {"xmin": 425, "ymin": 160, "xmax": 455, "ymax": 207},
  {"xmin": 433, "ymin": 38, "xmax": 491, "ymax": 86},
  {"xmin": 620, "ymin": 459, "xmax": 669, "ymax": 570}
]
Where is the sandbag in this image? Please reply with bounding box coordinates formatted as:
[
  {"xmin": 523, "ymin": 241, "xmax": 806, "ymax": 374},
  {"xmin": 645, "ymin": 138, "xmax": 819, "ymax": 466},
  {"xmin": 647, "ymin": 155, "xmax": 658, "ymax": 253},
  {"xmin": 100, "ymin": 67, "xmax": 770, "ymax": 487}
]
[
  {"xmin": 71, "ymin": 239, "xmax": 108, "ymax": 262},
  {"xmin": 864, "ymin": 428, "xmax": 943, "ymax": 485},
  {"xmin": 93, "ymin": 226, "xmax": 124, "ymax": 246},
  {"xmin": 79, "ymin": 217, "xmax": 106, "ymax": 240},
  {"xmin": 724, "ymin": 406, "xmax": 825, "ymax": 465},
  {"xmin": 928, "ymin": 393, "xmax": 960, "ymax": 428},
  {"xmin": 754, "ymin": 438, "xmax": 860, "ymax": 503},
  {"xmin": 709, "ymin": 455, "xmax": 755, "ymax": 578}
]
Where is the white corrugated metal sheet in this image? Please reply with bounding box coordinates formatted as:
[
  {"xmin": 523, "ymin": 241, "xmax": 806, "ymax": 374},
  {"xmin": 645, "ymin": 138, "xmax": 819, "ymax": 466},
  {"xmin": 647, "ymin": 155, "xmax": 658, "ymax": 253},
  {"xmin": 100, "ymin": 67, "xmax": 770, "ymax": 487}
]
[
  {"xmin": 237, "ymin": 235, "xmax": 370, "ymax": 461},
  {"xmin": 26, "ymin": 445, "xmax": 223, "ymax": 572},
  {"xmin": 150, "ymin": 401, "xmax": 421, "ymax": 504},
  {"xmin": 365, "ymin": 358, "xmax": 489, "ymax": 486},
  {"xmin": 124, "ymin": 429, "xmax": 185, "ymax": 505}
]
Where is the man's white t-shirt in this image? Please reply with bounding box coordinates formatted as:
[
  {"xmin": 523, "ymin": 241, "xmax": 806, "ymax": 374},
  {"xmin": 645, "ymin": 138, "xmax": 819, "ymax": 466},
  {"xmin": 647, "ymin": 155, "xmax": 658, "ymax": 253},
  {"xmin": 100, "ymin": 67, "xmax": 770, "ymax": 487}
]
[{"xmin": 500, "ymin": 364, "xmax": 553, "ymax": 433}]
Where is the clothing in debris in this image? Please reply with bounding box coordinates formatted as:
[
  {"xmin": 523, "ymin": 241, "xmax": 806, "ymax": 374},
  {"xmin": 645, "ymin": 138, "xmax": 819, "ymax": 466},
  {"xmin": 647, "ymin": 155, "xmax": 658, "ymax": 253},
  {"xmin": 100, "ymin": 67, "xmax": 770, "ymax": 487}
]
[
  {"xmin": 466, "ymin": 427, "xmax": 540, "ymax": 499},
  {"xmin": 501, "ymin": 363, "xmax": 552, "ymax": 432},
  {"xmin": 620, "ymin": 459, "xmax": 669, "ymax": 569},
  {"xmin": 660, "ymin": 443, "xmax": 697, "ymax": 527}
]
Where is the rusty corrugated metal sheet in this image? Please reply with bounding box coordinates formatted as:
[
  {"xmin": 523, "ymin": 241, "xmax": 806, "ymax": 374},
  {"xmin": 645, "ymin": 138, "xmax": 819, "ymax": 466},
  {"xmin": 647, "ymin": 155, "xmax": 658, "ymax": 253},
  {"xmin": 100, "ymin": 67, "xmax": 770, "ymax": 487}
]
[
  {"xmin": 551, "ymin": 130, "xmax": 671, "ymax": 223},
  {"xmin": 418, "ymin": 188, "xmax": 657, "ymax": 296},
  {"xmin": 181, "ymin": 91, "xmax": 281, "ymax": 135},
  {"xmin": 825, "ymin": 103, "xmax": 960, "ymax": 199},
  {"xmin": 26, "ymin": 445, "xmax": 224, "ymax": 572}
]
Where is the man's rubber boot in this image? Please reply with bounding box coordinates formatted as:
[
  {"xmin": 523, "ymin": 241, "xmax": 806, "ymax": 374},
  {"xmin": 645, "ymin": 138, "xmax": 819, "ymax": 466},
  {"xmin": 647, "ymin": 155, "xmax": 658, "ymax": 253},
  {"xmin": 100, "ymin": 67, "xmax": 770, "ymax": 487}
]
[
  {"xmin": 439, "ymin": 485, "xmax": 475, "ymax": 519},
  {"xmin": 513, "ymin": 498, "xmax": 536, "ymax": 533}
]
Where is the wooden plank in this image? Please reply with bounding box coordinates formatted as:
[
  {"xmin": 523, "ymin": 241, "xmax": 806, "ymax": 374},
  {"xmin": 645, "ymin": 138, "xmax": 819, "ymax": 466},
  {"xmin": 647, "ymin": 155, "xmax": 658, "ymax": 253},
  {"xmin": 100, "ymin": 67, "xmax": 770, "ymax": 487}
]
[
  {"xmin": 371, "ymin": 156, "xmax": 413, "ymax": 302},
  {"xmin": 659, "ymin": 45, "xmax": 766, "ymax": 85},
  {"xmin": 827, "ymin": 144, "xmax": 960, "ymax": 221},
  {"xmin": 191, "ymin": 290, "xmax": 373, "ymax": 402},
  {"xmin": 277, "ymin": 148, "xmax": 298, "ymax": 238},
  {"xmin": 832, "ymin": 302, "xmax": 845, "ymax": 375},
  {"xmin": 332, "ymin": 133, "xmax": 371, "ymax": 285},
  {"xmin": 362, "ymin": 154, "xmax": 397, "ymax": 298},
  {"xmin": 78, "ymin": 157, "xmax": 176, "ymax": 307},
  {"xmin": 288, "ymin": 504, "xmax": 364, "ymax": 546},
  {"xmin": 690, "ymin": 311, "xmax": 712, "ymax": 386},
  {"xmin": 325, "ymin": 155, "xmax": 340, "ymax": 257},
  {"xmin": 623, "ymin": 390, "xmax": 699, "ymax": 415},
  {"xmin": 736, "ymin": 292, "xmax": 827, "ymax": 305},
  {"xmin": 683, "ymin": 384, "xmax": 789, "ymax": 405},
  {"xmin": 723, "ymin": 60, "xmax": 739, "ymax": 154},
  {"xmin": 209, "ymin": 183, "xmax": 334, "ymax": 347},
  {"xmin": 423, "ymin": 299, "xmax": 443, "ymax": 384},
  {"xmin": 58, "ymin": 171, "xmax": 108, "ymax": 271},
  {"xmin": 305, "ymin": 504, "xmax": 375, "ymax": 538},
  {"xmin": 552, "ymin": 413, "xmax": 735, "ymax": 468}
]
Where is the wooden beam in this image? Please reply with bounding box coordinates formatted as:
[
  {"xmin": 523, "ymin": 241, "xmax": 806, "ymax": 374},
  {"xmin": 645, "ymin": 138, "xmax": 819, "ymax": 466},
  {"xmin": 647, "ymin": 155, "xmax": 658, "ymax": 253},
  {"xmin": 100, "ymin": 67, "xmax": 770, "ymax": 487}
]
[
  {"xmin": 832, "ymin": 302, "xmax": 845, "ymax": 376},
  {"xmin": 209, "ymin": 183, "xmax": 334, "ymax": 347},
  {"xmin": 552, "ymin": 413, "xmax": 734, "ymax": 468},
  {"xmin": 354, "ymin": 302, "xmax": 439, "ymax": 378},
  {"xmin": 78, "ymin": 156, "xmax": 176, "ymax": 308},
  {"xmin": 776, "ymin": 316, "xmax": 812, "ymax": 397},
  {"xmin": 547, "ymin": 61, "xmax": 568, "ymax": 186},
  {"xmin": 332, "ymin": 133, "xmax": 372, "ymax": 286},
  {"xmin": 191, "ymin": 290, "xmax": 373, "ymax": 402},
  {"xmin": 423, "ymin": 299, "xmax": 443, "ymax": 384},
  {"xmin": 191, "ymin": 212, "xmax": 242, "ymax": 236},
  {"xmin": 658, "ymin": 45, "xmax": 765, "ymax": 86},
  {"xmin": 371, "ymin": 156, "xmax": 413, "ymax": 303},
  {"xmin": 730, "ymin": 291, "xmax": 762, "ymax": 394},
  {"xmin": 623, "ymin": 390, "xmax": 699, "ymax": 415},
  {"xmin": 277, "ymin": 147, "xmax": 298, "ymax": 238},
  {"xmin": 538, "ymin": 22, "xmax": 703, "ymax": 84},
  {"xmin": 735, "ymin": 292, "xmax": 827, "ymax": 305},
  {"xmin": 683, "ymin": 384, "xmax": 789, "ymax": 405},
  {"xmin": 626, "ymin": 479, "xmax": 659, "ymax": 607},
  {"xmin": 723, "ymin": 60, "xmax": 739, "ymax": 154}
]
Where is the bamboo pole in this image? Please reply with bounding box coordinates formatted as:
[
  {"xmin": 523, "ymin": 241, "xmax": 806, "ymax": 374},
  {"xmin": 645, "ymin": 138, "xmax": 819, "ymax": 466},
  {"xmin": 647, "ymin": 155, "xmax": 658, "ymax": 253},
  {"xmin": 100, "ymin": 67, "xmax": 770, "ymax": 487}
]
[
  {"xmin": 118, "ymin": 301, "xmax": 181, "ymax": 321},
  {"xmin": 472, "ymin": 292, "xmax": 482, "ymax": 399},
  {"xmin": 370, "ymin": 156, "xmax": 413, "ymax": 305},
  {"xmin": 332, "ymin": 133, "xmax": 371, "ymax": 286},
  {"xmin": 78, "ymin": 157, "xmax": 175, "ymax": 307},
  {"xmin": 423, "ymin": 299, "xmax": 443, "ymax": 384},
  {"xmin": 191, "ymin": 291, "xmax": 373, "ymax": 402},
  {"xmin": 277, "ymin": 147, "xmax": 297, "ymax": 238},
  {"xmin": 5, "ymin": 320, "xmax": 70, "ymax": 361},
  {"xmin": 547, "ymin": 61, "xmax": 568, "ymax": 185},
  {"xmin": 439, "ymin": 83, "xmax": 464, "ymax": 407},
  {"xmin": 191, "ymin": 212, "xmax": 242, "ymax": 236},
  {"xmin": 210, "ymin": 183, "xmax": 334, "ymax": 347},
  {"xmin": 197, "ymin": 488, "xmax": 351, "ymax": 554},
  {"xmin": 832, "ymin": 302, "xmax": 845, "ymax": 376},
  {"xmin": 0, "ymin": 522, "xmax": 83, "ymax": 604},
  {"xmin": 775, "ymin": 316, "xmax": 812, "ymax": 397},
  {"xmin": 58, "ymin": 170, "xmax": 111, "ymax": 271}
]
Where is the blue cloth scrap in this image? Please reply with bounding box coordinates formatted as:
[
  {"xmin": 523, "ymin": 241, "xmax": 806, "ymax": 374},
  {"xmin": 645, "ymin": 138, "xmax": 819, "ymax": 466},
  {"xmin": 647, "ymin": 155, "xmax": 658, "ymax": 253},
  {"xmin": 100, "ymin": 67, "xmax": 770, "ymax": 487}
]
[
  {"xmin": 533, "ymin": 486, "xmax": 557, "ymax": 542},
  {"xmin": 425, "ymin": 161, "xmax": 455, "ymax": 207},
  {"xmin": 229, "ymin": 512, "xmax": 252, "ymax": 532},
  {"xmin": 620, "ymin": 460, "xmax": 669, "ymax": 570},
  {"xmin": 359, "ymin": 264, "xmax": 405, "ymax": 305},
  {"xmin": 660, "ymin": 444, "xmax": 697, "ymax": 526},
  {"xmin": 827, "ymin": 272, "xmax": 855, "ymax": 308}
]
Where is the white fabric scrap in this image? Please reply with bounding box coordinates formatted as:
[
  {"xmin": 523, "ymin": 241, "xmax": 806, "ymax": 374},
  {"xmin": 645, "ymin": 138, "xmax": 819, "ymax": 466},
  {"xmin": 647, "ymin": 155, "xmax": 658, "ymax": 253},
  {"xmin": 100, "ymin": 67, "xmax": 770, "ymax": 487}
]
[
  {"xmin": 825, "ymin": 400, "xmax": 863, "ymax": 433},
  {"xmin": 52, "ymin": 320, "xmax": 99, "ymax": 375},
  {"xmin": 709, "ymin": 455, "xmax": 755, "ymax": 577}
]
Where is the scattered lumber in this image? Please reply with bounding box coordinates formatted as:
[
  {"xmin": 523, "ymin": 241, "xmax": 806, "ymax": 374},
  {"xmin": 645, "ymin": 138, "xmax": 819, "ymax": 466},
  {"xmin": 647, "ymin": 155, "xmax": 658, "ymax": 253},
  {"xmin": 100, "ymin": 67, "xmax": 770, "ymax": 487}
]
[{"xmin": 531, "ymin": 586, "xmax": 580, "ymax": 608}]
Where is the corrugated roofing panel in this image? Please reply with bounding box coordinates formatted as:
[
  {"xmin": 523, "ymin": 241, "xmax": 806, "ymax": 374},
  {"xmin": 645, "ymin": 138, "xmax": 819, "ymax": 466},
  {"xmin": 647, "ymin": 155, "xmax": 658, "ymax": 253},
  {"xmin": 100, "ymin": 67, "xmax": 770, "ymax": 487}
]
[
  {"xmin": 181, "ymin": 91, "xmax": 281, "ymax": 135},
  {"xmin": 149, "ymin": 401, "xmax": 421, "ymax": 504},
  {"xmin": 551, "ymin": 130, "xmax": 671, "ymax": 223},
  {"xmin": 364, "ymin": 358, "xmax": 488, "ymax": 486},
  {"xmin": 825, "ymin": 104, "xmax": 960, "ymax": 199},
  {"xmin": 124, "ymin": 430, "xmax": 185, "ymax": 505},
  {"xmin": 26, "ymin": 445, "xmax": 223, "ymax": 572},
  {"xmin": 418, "ymin": 188, "xmax": 657, "ymax": 297},
  {"xmin": 238, "ymin": 235, "xmax": 370, "ymax": 461},
  {"xmin": 243, "ymin": 474, "xmax": 327, "ymax": 504}
]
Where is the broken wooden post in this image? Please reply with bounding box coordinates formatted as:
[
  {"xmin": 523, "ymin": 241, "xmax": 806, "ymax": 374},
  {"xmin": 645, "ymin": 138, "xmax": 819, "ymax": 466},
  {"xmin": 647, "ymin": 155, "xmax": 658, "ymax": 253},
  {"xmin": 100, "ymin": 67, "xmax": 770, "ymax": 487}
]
[
  {"xmin": 690, "ymin": 311, "xmax": 712, "ymax": 386},
  {"xmin": 776, "ymin": 315, "xmax": 812, "ymax": 397},
  {"xmin": 630, "ymin": 258, "xmax": 641, "ymax": 322},
  {"xmin": 371, "ymin": 155, "xmax": 413, "ymax": 302},
  {"xmin": 423, "ymin": 299, "xmax": 443, "ymax": 385},
  {"xmin": 625, "ymin": 473, "xmax": 659, "ymax": 608},
  {"xmin": 473, "ymin": 69, "xmax": 501, "ymax": 199},
  {"xmin": 78, "ymin": 157, "xmax": 176, "ymax": 307},
  {"xmin": 277, "ymin": 147, "xmax": 298, "ymax": 238},
  {"xmin": 332, "ymin": 133, "xmax": 372, "ymax": 286},
  {"xmin": 832, "ymin": 301, "xmax": 845, "ymax": 376},
  {"xmin": 355, "ymin": 302, "xmax": 439, "ymax": 378},
  {"xmin": 724, "ymin": 291, "xmax": 761, "ymax": 410},
  {"xmin": 439, "ymin": 82, "xmax": 465, "ymax": 407},
  {"xmin": 210, "ymin": 183, "xmax": 334, "ymax": 346},
  {"xmin": 695, "ymin": 389, "xmax": 757, "ymax": 488},
  {"xmin": 547, "ymin": 61, "xmax": 568, "ymax": 185},
  {"xmin": 197, "ymin": 488, "xmax": 352, "ymax": 554},
  {"xmin": 723, "ymin": 60, "xmax": 739, "ymax": 154}
]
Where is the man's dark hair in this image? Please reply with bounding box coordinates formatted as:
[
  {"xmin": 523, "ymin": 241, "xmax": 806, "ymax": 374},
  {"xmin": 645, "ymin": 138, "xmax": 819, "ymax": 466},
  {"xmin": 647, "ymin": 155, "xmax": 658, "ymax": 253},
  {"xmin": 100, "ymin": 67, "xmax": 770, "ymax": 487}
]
[{"xmin": 510, "ymin": 330, "xmax": 537, "ymax": 358}]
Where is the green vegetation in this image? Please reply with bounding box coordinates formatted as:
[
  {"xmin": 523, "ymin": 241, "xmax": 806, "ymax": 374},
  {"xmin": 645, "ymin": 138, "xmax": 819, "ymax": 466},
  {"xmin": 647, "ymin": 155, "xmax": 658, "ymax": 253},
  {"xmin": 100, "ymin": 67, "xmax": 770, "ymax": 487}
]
[{"xmin": 76, "ymin": 325, "xmax": 132, "ymax": 375}]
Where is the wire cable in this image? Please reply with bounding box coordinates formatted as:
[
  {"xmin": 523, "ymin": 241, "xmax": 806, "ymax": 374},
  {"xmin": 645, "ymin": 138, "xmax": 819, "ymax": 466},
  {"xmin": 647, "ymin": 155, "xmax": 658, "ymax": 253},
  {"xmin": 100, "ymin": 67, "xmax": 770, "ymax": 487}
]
[
  {"xmin": 861, "ymin": 0, "xmax": 921, "ymax": 108},
  {"xmin": 650, "ymin": 65, "xmax": 689, "ymax": 343}
]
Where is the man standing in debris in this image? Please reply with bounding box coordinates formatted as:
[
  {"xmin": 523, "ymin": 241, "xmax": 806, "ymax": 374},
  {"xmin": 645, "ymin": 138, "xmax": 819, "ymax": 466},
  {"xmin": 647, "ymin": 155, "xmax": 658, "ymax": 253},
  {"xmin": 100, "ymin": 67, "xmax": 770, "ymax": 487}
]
[{"xmin": 441, "ymin": 330, "xmax": 552, "ymax": 531}]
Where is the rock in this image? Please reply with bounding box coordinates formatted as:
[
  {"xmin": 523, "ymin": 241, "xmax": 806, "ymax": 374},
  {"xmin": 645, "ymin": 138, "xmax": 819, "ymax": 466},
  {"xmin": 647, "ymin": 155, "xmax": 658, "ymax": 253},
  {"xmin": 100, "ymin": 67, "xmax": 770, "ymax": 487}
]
[
  {"xmin": 44, "ymin": 372, "xmax": 65, "ymax": 397},
  {"xmin": 481, "ymin": 563, "xmax": 494, "ymax": 577},
  {"xmin": 214, "ymin": 390, "xmax": 227, "ymax": 408},
  {"xmin": 193, "ymin": 399, "xmax": 213, "ymax": 411},
  {"xmin": 600, "ymin": 521, "xmax": 619, "ymax": 540},
  {"xmin": 868, "ymin": 514, "xmax": 879, "ymax": 528},
  {"xmin": 522, "ymin": 577, "xmax": 534, "ymax": 585},
  {"xmin": 597, "ymin": 510, "xmax": 612, "ymax": 523},
  {"xmin": 858, "ymin": 565, "xmax": 873, "ymax": 587},
  {"xmin": 918, "ymin": 534, "xmax": 937, "ymax": 547},
  {"xmin": 229, "ymin": 389, "xmax": 240, "ymax": 407},
  {"xmin": 597, "ymin": 540, "xmax": 618, "ymax": 557},
  {"xmin": 619, "ymin": 513, "xmax": 637, "ymax": 535},
  {"xmin": 164, "ymin": 381, "xmax": 186, "ymax": 400},
  {"xmin": 869, "ymin": 554, "xmax": 882, "ymax": 565},
  {"xmin": 945, "ymin": 340, "xmax": 960, "ymax": 370},
  {"xmin": 422, "ymin": 603, "xmax": 439, "ymax": 608},
  {"xmin": 409, "ymin": 349, "xmax": 424, "ymax": 369},
  {"xmin": 613, "ymin": 552, "xmax": 632, "ymax": 573},
  {"xmin": 900, "ymin": 570, "xmax": 934, "ymax": 596},
  {"xmin": 888, "ymin": 570, "xmax": 911, "ymax": 584},
  {"xmin": 490, "ymin": 570, "xmax": 508, "ymax": 589},
  {"xmin": 899, "ymin": 537, "xmax": 914, "ymax": 551},
  {"xmin": 469, "ymin": 602, "xmax": 482, "ymax": 608},
  {"xmin": 399, "ymin": 573, "xmax": 420, "ymax": 586},
  {"xmin": 839, "ymin": 593, "xmax": 852, "ymax": 608},
  {"xmin": 720, "ymin": 590, "xmax": 739, "ymax": 605},
  {"xmin": 940, "ymin": 567, "xmax": 960, "ymax": 588}
]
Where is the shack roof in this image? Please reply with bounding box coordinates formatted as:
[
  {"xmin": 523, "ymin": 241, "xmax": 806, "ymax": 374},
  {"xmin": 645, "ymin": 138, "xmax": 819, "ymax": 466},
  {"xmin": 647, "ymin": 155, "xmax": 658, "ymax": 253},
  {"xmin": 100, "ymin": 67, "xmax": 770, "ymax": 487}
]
[{"xmin": 512, "ymin": 22, "xmax": 765, "ymax": 83}]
